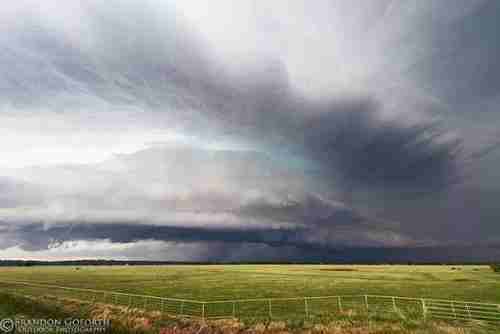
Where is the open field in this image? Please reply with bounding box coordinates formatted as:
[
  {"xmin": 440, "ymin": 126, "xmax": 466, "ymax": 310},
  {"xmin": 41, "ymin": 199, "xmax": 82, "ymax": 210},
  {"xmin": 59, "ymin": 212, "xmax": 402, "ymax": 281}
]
[
  {"xmin": 0, "ymin": 265, "xmax": 498, "ymax": 303},
  {"xmin": 1, "ymin": 265, "xmax": 499, "ymax": 331}
]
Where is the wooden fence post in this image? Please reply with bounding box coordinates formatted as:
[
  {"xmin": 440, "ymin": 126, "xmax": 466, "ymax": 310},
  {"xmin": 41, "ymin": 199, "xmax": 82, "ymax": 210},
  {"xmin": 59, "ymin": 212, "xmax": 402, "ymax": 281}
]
[
  {"xmin": 364, "ymin": 295, "xmax": 369, "ymax": 311},
  {"xmin": 421, "ymin": 299, "xmax": 427, "ymax": 319},
  {"xmin": 268, "ymin": 299, "xmax": 273, "ymax": 318},
  {"xmin": 304, "ymin": 297, "xmax": 309, "ymax": 318},
  {"xmin": 338, "ymin": 296, "xmax": 343, "ymax": 313}
]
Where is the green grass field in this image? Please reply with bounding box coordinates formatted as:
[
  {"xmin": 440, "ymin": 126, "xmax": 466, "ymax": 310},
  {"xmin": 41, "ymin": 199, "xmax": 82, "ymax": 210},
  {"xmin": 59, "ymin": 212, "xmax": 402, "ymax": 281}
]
[{"xmin": 0, "ymin": 265, "xmax": 498, "ymax": 303}]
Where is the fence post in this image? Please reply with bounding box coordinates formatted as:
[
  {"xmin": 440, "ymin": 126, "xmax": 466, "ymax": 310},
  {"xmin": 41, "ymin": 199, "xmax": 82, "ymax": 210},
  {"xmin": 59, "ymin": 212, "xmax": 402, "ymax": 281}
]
[
  {"xmin": 364, "ymin": 295, "xmax": 369, "ymax": 311},
  {"xmin": 128, "ymin": 295, "xmax": 132, "ymax": 308},
  {"xmin": 392, "ymin": 297, "xmax": 397, "ymax": 312},
  {"xmin": 180, "ymin": 300, "xmax": 184, "ymax": 315},
  {"xmin": 421, "ymin": 299, "xmax": 427, "ymax": 319},
  {"xmin": 161, "ymin": 299, "xmax": 165, "ymax": 313},
  {"xmin": 144, "ymin": 297, "xmax": 148, "ymax": 310},
  {"xmin": 268, "ymin": 299, "xmax": 273, "ymax": 318},
  {"xmin": 202, "ymin": 302, "xmax": 205, "ymax": 320},
  {"xmin": 232, "ymin": 301, "xmax": 236, "ymax": 318},
  {"xmin": 304, "ymin": 297, "xmax": 309, "ymax": 318},
  {"xmin": 451, "ymin": 301, "xmax": 456, "ymax": 319},
  {"xmin": 465, "ymin": 302, "xmax": 471, "ymax": 320},
  {"xmin": 338, "ymin": 296, "xmax": 343, "ymax": 313}
]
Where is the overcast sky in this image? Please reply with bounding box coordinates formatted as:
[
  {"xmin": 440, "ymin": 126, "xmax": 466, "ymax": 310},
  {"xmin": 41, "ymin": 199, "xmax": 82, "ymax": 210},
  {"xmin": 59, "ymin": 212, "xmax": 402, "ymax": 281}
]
[{"xmin": 1, "ymin": 0, "xmax": 500, "ymax": 262}]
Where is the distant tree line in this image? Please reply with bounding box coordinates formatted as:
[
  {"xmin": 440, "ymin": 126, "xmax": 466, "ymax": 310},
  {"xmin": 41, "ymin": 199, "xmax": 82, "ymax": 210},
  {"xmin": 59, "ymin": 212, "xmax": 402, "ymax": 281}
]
[{"xmin": 0, "ymin": 259, "xmax": 498, "ymax": 267}]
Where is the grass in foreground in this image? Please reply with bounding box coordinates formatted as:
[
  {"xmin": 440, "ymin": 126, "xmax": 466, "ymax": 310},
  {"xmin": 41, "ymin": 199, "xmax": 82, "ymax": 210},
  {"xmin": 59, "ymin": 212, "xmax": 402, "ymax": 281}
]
[
  {"xmin": 0, "ymin": 292, "xmax": 495, "ymax": 334},
  {"xmin": 0, "ymin": 265, "xmax": 498, "ymax": 303}
]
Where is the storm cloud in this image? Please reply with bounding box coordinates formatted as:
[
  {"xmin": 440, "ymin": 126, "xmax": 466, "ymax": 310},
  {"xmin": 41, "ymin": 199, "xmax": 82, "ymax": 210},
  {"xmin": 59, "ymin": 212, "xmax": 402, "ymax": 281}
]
[{"xmin": 1, "ymin": 0, "xmax": 500, "ymax": 261}]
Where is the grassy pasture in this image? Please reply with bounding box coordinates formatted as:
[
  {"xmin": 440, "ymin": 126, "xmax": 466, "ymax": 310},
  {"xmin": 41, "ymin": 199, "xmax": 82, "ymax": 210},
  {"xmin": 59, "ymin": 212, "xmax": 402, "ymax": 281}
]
[{"xmin": 0, "ymin": 264, "xmax": 498, "ymax": 303}]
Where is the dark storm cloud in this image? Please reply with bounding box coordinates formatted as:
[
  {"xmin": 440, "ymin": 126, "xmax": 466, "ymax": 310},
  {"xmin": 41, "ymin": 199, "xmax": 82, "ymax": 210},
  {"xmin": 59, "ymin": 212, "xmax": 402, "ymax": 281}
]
[
  {"xmin": 0, "ymin": 0, "xmax": 466, "ymax": 195},
  {"xmin": 3, "ymin": 217, "xmax": 409, "ymax": 252},
  {"xmin": 412, "ymin": 1, "xmax": 500, "ymax": 106},
  {"xmin": 1, "ymin": 0, "xmax": 500, "ymax": 261},
  {"xmin": 0, "ymin": 0, "xmax": 210, "ymax": 109},
  {"xmin": 4, "ymin": 222, "xmax": 500, "ymax": 263},
  {"xmin": 169, "ymin": 60, "xmax": 465, "ymax": 194},
  {"xmin": 0, "ymin": 186, "xmax": 412, "ymax": 252},
  {"xmin": 296, "ymin": 100, "xmax": 462, "ymax": 192}
]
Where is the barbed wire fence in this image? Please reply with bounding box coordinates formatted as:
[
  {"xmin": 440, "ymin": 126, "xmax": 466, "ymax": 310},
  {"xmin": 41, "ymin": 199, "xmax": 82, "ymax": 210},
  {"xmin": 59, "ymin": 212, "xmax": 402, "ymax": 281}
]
[{"xmin": 1, "ymin": 280, "xmax": 499, "ymax": 325}]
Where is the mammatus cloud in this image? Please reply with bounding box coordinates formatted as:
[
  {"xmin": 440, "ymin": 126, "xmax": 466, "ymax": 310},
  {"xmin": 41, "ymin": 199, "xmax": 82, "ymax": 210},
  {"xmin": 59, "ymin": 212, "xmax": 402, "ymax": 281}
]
[{"xmin": 0, "ymin": 0, "xmax": 500, "ymax": 261}]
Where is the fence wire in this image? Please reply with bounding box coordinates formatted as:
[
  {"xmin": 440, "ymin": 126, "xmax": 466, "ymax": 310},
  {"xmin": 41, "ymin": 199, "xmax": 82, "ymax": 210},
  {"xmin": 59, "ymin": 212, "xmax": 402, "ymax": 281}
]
[{"xmin": 1, "ymin": 280, "xmax": 499, "ymax": 325}]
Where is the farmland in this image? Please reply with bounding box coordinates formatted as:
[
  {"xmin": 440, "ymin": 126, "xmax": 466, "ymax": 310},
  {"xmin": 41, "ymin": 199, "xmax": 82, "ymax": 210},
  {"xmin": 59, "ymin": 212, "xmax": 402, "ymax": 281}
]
[
  {"xmin": 1, "ymin": 265, "xmax": 499, "ymax": 333},
  {"xmin": 0, "ymin": 264, "xmax": 498, "ymax": 303}
]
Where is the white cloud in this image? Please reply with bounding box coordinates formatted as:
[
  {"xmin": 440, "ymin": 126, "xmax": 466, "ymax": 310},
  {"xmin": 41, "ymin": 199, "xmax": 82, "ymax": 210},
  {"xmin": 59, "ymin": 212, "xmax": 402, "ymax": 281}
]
[{"xmin": 0, "ymin": 239, "xmax": 206, "ymax": 261}]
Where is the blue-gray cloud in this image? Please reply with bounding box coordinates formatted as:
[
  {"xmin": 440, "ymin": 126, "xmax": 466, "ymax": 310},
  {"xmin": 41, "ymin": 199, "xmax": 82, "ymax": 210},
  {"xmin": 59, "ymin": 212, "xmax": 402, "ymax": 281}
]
[{"xmin": 1, "ymin": 0, "xmax": 500, "ymax": 261}]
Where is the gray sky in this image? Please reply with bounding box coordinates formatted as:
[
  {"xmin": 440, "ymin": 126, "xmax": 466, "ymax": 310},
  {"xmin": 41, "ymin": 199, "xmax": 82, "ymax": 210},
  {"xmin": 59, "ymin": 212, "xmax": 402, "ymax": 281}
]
[{"xmin": 1, "ymin": 0, "xmax": 500, "ymax": 262}]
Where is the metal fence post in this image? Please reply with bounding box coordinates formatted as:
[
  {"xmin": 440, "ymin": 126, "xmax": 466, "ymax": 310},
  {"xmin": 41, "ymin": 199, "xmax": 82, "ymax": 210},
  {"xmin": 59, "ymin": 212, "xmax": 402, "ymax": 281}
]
[
  {"xmin": 465, "ymin": 302, "xmax": 471, "ymax": 320},
  {"xmin": 7, "ymin": 280, "xmax": 500, "ymax": 323},
  {"xmin": 421, "ymin": 299, "xmax": 427, "ymax": 319}
]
